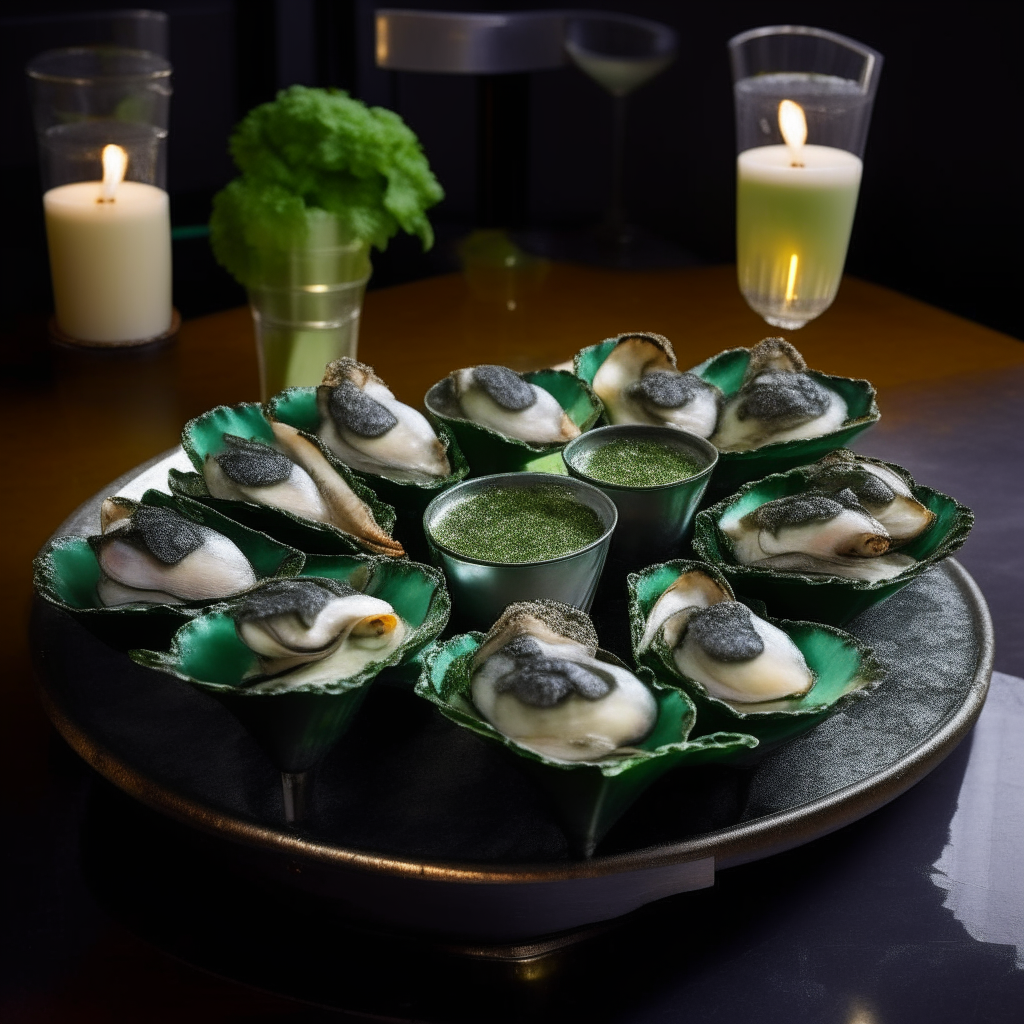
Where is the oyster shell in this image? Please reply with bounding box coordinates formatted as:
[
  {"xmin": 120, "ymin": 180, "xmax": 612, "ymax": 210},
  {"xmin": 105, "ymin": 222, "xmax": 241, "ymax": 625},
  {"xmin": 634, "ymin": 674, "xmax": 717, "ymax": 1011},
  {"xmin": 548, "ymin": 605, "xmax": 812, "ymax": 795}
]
[
  {"xmin": 92, "ymin": 498, "xmax": 257, "ymax": 605},
  {"xmin": 591, "ymin": 333, "xmax": 721, "ymax": 437},
  {"xmin": 470, "ymin": 601, "xmax": 657, "ymax": 762},
  {"xmin": 711, "ymin": 338, "xmax": 849, "ymax": 452},
  {"xmin": 721, "ymin": 489, "xmax": 915, "ymax": 582},
  {"xmin": 638, "ymin": 569, "xmax": 812, "ymax": 704},
  {"xmin": 233, "ymin": 576, "xmax": 407, "ymax": 689},
  {"xmin": 449, "ymin": 365, "xmax": 581, "ymax": 445},
  {"xmin": 315, "ymin": 358, "xmax": 452, "ymax": 484},
  {"xmin": 202, "ymin": 423, "xmax": 405, "ymax": 558},
  {"xmin": 803, "ymin": 449, "xmax": 936, "ymax": 545}
]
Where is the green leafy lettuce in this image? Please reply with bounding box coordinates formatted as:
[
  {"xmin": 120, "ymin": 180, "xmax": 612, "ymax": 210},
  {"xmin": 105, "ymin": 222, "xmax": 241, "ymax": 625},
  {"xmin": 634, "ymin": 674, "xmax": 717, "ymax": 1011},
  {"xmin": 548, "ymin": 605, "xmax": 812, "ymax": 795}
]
[{"xmin": 210, "ymin": 86, "xmax": 444, "ymax": 287}]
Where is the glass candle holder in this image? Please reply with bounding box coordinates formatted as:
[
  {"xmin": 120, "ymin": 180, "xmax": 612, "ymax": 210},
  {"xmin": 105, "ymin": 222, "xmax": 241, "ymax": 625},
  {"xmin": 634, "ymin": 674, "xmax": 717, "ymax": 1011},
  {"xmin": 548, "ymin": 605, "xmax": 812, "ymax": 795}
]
[
  {"xmin": 28, "ymin": 47, "xmax": 172, "ymax": 190},
  {"xmin": 728, "ymin": 27, "xmax": 882, "ymax": 329},
  {"xmin": 29, "ymin": 47, "xmax": 174, "ymax": 346}
]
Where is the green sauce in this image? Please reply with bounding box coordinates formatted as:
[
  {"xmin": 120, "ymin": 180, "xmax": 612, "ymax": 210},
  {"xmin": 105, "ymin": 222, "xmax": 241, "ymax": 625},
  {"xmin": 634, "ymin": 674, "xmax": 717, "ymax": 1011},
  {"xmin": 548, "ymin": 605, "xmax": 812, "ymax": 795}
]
[
  {"xmin": 432, "ymin": 485, "xmax": 604, "ymax": 563},
  {"xmin": 576, "ymin": 437, "xmax": 704, "ymax": 487}
]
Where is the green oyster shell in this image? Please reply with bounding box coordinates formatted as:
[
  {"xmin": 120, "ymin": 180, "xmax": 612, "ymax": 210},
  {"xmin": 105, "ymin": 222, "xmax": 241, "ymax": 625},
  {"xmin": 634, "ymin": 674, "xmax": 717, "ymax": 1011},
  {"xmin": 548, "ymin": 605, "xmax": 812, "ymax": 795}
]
[
  {"xmin": 132, "ymin": 555, "xmax": 450, "ymax": 772},
  {"xmin": 417, "ymin": 633, "xmax": 756, "ymax": 857},
  {"xmin": 689, "ymin": 347, "xmax": 880, "ymax": 498},
  {"xmin": 266, "ymin": 385, "xmax": 469, "ymax": 560},
  {"xmin": 423, "ymin": 369, "xmax": 603, "ymax": 476},
  {"xmin": 573, "ymin": 339, "xmax": 880, "ymax": 500},
  {"xmin": 32, "ymin": 489, "xmax": 305, "ymax": 650},
  {"xmin": 628, "ymin": 559, "xmax": 884, "ymax": 759},
  {"xmin": 692, "ymin": 455, "xmax": 975, "ymax": 625},
  {"xmin": 172, "ymin": 401, "xmax": 400, "ymax": 557}
]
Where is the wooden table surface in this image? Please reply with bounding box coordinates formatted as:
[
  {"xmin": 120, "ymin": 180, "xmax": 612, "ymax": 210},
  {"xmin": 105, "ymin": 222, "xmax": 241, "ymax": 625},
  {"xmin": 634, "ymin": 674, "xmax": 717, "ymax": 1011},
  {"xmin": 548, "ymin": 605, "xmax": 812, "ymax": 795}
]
[{"xmin": 3, "ymin": 263, "xmax": 1023, "ymax": 1021}]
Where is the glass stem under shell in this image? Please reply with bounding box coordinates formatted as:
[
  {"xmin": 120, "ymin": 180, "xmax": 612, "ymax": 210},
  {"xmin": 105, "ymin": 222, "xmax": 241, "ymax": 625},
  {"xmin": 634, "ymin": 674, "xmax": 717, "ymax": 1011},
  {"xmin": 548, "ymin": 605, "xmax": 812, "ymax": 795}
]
[{"xmin": 281, "ymin": 770, "xmax": 308, "ymax": 823}]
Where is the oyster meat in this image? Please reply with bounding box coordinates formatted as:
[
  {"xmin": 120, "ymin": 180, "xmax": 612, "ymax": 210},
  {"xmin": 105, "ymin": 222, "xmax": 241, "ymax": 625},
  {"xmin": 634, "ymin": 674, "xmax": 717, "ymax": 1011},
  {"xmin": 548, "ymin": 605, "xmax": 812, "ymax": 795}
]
[
  {"xmin": 721, "ymin": 489, "xmax": 915, "ymax": 582},
  {"xmin": 591, "ymin": 333, "xmax": 720, "ymax": 437},
  {"xmin": 315, "ymin": 358, "xmax": 452, "ymax": 484},
  {"xmin": 803, "ymin": 449, "xmax": 936, "ymax": 544},
  {"xmin": 92, "ymin": 498, "xmax": 257, "ymax": 606},
  {"xmin": 640, "ymin": 569, "xmax": 813, "ymax": 706},
  {"xmin": 470, "ymin": 600, "xmax": 657, "ymax": 762},
  {"xmin": 234, "ymin": 577, "xmax": 406, "ymax": 689},
  {"xmin": 202, "ymin": 424, "xmax": 404, "ymax": 557},
  {"xmin": 449, "ymin": 365, "xmax": 580, "ymax": 445},
  {"xmin": 711, "ymin": 338, "xmax": 849, "ymax": 452}
]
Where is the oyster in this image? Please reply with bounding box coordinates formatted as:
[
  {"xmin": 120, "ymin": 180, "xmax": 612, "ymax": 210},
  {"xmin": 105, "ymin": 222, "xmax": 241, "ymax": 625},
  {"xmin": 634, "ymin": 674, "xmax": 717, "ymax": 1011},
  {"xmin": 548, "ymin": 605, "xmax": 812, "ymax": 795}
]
[
  {"xmin": 92, "ymin": 498, "xmax": 257, "ymax": 605},
  {"xmin": 803, "ymin": 450, "xmax": 936, "ymax": 544},
  {"xmin": 638, "ymin": 569, "xmax": 812, "ymax": 704},
  {"xmin": 470, "ymin": 601, "xmax": 657, "ymax": 762},
  {"xmin": 711, "ymin": 338, "xmax": 849, "ymax": 452},
  {"xmin": 591, "ymin": 333, "xmax": 720, "ymax": 437},
  {"xmin": 449, "ymin": 365, "xmax": 580, "ymax": 445},
  {"xmin": 202, "ymin": 423, "xmax": 405, "ymax": 557},
  {"xmin": 721, "ymin": 489, "xmax": 915, "ymax": 582},
  {"xmin": 233, "ymin": 577, "xmax": 407, "ymax": 689},
  {"xmin": 315, "ymin": 358, "xmax": 452, "ymax": 484}
]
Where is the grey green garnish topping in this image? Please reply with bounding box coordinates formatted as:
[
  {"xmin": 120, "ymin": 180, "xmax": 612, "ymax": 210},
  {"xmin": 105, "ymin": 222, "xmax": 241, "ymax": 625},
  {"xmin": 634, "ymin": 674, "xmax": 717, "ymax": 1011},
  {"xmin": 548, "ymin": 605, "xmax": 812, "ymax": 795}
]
[
  {"xmin": 232, "ymin": 577, "xmax": 357, "ymax": 626},
  {"xmin": 431, "ymin": 484, "xmax": 604, "ymax": 563},
  {"xmin": 484, "ymin": 600, "xmax": 600, "ymax": 655},
  {"xmin": 736, "ymin": 371, "xmax": 832, "ymax": 423},
  {"xmin": 471, "ymin": 365, "xmax": 537, "ymax": 412},
  {"xmin": 808, "ymin": 465, "xmax": 895, "ymax": 506},
  {"xmin": 215, "ymin": 434, "xmax": 294, "ymax": 487},
  {"xmin": 576, "ymin": 437, "xmax": 703, "ymax": 488},
  {"xmin": 128, "ymin": 506, "xmax": 204, "ymax": 565},
  {"xmin": 626, "ymin": 370, "xmax": 706, "ymax": 409},
  {"xmin": 328, "ymin": 380, "xmax": 399, "ymax": 439},
  {"xmin": 493, "ymin": 635, "xmax": 613, "ymax": 706},
  {"xmin": 748, "ymin": 488, "xmax": 863, "ymax": 533},
  {"xmin": 686, "ymin": 601, "xmax": 765, "ymax": 663}
]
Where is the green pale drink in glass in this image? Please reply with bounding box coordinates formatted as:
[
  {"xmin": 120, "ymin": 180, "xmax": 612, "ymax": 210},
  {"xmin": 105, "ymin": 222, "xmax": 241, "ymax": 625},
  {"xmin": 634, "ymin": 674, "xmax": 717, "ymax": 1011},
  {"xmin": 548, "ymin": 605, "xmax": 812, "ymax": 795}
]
[
  {"xmin": 249, "ymin": 208, "xmax": 371, "ymax": 400},
  {"xmin": 737, "ymin": 143, "xmax": 861, "ymax": 330}
]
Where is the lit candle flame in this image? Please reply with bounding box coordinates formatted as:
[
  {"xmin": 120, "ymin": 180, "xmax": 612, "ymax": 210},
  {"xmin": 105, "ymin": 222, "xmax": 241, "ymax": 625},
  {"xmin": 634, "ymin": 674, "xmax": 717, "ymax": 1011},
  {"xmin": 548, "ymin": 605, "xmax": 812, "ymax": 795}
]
[
  {"xmin": 101, "ymin": 144, "xmax": 128, "ymax": 202},
  {"xmin": 779, "ymin": 100, "xmax": 807, "ymax": 166},
  {"xmin": 785, "ymin": 253, "xmax": 799, "ymax": 302}
]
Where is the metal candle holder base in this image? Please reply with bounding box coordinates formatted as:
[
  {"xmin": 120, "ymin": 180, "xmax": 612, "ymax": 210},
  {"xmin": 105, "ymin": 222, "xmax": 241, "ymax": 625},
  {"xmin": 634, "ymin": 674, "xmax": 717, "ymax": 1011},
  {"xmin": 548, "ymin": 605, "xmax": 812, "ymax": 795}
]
[{"xmin": 48, "ymin": 307, "xmax": 180, "ymax": 350}]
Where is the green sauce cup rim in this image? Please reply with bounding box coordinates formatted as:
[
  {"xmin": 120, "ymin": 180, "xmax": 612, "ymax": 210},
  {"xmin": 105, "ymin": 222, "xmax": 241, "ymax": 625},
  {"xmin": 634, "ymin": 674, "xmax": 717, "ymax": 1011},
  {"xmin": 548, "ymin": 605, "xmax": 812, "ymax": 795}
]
[
  {"xmin": 561, "ymin": 423, "xmax": 719, "ymax": 493},
  {"xmin": 422, "ymin": 471, "xmax": 618, "ymax": 568}
]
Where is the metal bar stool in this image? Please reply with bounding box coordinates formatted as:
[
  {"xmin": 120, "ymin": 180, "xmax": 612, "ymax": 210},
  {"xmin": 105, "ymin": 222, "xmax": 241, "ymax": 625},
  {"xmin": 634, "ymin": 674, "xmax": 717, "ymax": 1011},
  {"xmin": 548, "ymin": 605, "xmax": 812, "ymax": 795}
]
[{"xmin": 375, "ymin": 9, "xmax": 567, "ymax": 228}]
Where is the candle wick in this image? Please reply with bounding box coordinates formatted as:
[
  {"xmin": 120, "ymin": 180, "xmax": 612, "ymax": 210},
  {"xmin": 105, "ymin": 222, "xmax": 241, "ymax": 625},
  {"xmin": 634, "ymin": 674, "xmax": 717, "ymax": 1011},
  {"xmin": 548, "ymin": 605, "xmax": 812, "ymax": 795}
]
[{"xmin": 790, "ymin": 160, "xmax": 804, "ymax": 168}]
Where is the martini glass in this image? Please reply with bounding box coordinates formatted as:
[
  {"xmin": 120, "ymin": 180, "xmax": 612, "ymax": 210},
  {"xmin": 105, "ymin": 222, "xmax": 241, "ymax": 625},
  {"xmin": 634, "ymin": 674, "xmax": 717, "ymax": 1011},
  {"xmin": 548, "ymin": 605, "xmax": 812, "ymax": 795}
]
[{"xmin": 565, "ymin": 14, "xmax": 677, "ymax": 259}]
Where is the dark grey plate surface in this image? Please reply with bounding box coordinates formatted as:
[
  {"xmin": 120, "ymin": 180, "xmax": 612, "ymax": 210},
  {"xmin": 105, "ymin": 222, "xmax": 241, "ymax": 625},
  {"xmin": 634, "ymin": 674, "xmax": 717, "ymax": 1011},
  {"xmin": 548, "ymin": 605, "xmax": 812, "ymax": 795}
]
[{"xmin": 31, "ymin": 455, "xmax": 993, "ymax": 942}]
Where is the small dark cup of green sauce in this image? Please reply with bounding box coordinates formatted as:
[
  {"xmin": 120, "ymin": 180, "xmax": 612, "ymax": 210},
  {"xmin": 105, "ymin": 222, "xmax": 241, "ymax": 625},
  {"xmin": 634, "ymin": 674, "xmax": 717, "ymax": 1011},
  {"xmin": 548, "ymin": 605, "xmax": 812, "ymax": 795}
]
[
  {"xmin": 562, "ymin": 425, "xmax": 718, "ymax": 569},
  {"xmin": 423, "ymin": 472, "xmax": 617, "ymax": 630}
]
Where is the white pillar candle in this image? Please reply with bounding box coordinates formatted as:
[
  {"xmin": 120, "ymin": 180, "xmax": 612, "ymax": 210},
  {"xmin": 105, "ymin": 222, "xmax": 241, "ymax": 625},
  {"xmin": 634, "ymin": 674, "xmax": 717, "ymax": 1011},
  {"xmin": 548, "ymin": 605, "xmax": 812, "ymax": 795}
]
[
  {"xmin": 44, "ymin": 146, "xmax": 172, "ymax": 344},
  {"xmin": 736, "ymin": 101, "xmax": 863, "ymax": 330}
]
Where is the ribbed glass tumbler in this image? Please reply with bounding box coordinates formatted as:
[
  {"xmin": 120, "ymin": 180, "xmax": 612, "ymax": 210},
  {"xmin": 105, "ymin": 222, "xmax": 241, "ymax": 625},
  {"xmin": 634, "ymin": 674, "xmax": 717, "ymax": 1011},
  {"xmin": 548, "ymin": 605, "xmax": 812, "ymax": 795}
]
[{"xmin": 249, "ymin": 223, "xmax": 371, "ymax": 401}]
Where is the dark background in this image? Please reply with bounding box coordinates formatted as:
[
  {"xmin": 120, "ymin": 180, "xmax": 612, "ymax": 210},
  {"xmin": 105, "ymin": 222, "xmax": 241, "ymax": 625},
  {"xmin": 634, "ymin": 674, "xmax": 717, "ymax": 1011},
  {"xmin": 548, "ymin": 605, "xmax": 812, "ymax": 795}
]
[{"xmin": 1, "ymin": 1, "xmax": 1021, "ymax": 347}]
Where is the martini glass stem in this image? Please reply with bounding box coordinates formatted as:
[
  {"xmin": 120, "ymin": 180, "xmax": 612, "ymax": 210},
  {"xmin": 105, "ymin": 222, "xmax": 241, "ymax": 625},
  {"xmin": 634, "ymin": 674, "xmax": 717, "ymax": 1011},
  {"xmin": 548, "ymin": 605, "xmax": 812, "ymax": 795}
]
[
  {"xmin": 281, "ymin": 771, "xmax": 308, "ymax": 823},
  {"xmin": 607, "ymin": 95, "xmax": 628, "ymax": 237}
]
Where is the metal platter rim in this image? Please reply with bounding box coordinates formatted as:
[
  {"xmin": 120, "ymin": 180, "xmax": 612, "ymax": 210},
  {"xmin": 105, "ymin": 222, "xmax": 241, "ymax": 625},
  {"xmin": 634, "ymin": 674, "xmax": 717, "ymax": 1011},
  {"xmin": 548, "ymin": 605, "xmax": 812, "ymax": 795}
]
[{"xmin": 33, "ymin": 459, "xmax": 994, "ymax": 886}]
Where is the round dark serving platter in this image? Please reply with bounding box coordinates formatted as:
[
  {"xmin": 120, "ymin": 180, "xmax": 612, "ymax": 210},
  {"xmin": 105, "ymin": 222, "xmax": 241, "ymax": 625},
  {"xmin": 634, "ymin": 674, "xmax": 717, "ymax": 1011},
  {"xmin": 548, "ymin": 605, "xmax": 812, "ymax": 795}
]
[{"xmin": 31, "ymin": 451, "xmax": 993, "ymax": 943}]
